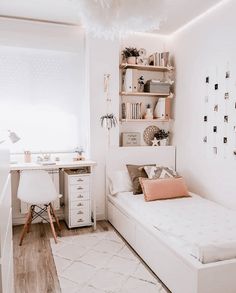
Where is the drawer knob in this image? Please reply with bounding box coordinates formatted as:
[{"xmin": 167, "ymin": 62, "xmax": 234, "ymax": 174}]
[
  {"xmin": 77, "ymin": 203, "xmax": 83, "ymax": 206},
  {"xmin": 77, "ymin": 219, "xmax": 84, "ymax": 222},
  {"xmin": 77, "ymin": 211, "xmax": 84, "ymax": 214},
  {"xmin": 77, "ymin": 194, "xmax": 83, "ymax": 198},
  {"xmin": 77, "ymin": 187, "xmax": 83, "ymax": 190},
  {"xmin": 77, "ymin": 179, "xmax": 83, "ymax": 182}
]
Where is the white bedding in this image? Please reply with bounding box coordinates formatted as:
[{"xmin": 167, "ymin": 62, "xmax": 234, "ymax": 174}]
[{"xmin": 108, "ymin": 192, "xmax": 236, "ymax": 264}]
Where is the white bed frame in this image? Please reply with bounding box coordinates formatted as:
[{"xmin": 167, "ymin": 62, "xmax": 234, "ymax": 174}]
[{"xmin": 106, "ymin": 146, "xmax": 236, "ymax": 293}]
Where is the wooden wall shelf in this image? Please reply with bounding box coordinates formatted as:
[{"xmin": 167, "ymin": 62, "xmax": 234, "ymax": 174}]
[
  {"xmin": 120, "ymin": 91, "xmax": 170, "ymax": 97},
  {"xmin": 120, "ymin": 63, "xmax": 173, "ymax": 72},
  {"xmin": 120, "ymin": 119, "xmax": 171, "ymax": 123}
]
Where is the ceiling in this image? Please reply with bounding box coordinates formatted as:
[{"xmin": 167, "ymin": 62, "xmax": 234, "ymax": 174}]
[{"xmin": 0, "ymin": 0, "xmax": 224, "ymax": 35}]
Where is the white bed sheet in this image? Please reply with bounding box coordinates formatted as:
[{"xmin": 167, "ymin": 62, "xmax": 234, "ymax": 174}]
[{"xmin": 108, "ymin": 192, "xmax": 236, "ymax": 264}]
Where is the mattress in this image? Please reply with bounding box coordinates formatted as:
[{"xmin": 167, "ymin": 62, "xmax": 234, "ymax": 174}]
[{"xmin": 108, "ymin": 192, "xmax": 236, "ymax": 264}]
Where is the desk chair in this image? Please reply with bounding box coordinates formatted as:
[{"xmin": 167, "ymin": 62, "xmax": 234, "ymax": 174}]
[{"xmin": 17, "ymin": 170, "xmax": 61, "ymax": 246}]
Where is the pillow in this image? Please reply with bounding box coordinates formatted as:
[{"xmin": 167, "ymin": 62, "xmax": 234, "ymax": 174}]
[
  {"xmin": 108, "ymin": 170, "xmax": 133, "ymax": 195},
  {"xmin": 139, "ymin": 177, "xmax": 189, "ymax": 201},
  {"xmin": 144, "ymin": 165, "xmax": 178, "ymax": 179},
  {"xmin": 126, "ymin": 164, "xmax": 155, "ymax": 195}
]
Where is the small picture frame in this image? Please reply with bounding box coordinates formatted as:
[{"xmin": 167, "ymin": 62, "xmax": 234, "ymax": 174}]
[
  {"xmin": 223, "ymin": 137, "xmax": 228, "ymax": 144},
  {"xmin": 121, "ymin": 132, "xmax": 141, "ymax": 147},
  {"xmin": 213, "ymin": 126, "xmax": 217, "ymax": 133},
  {"xmin": 214, "ymin": 104, "xmax": 218, "ymax": 112},
  {"xmin": 226, "ymin": 71, "xmax": 230, "ymax": 79},
  {"xmin": 204, "ymin": 115, "xmax": 207, "ymax": 122},
  {"xmin": 224, "ymin": 115, "xmax": 228, "ymax": 123},
  {"xmin": 213, "ymin": 147, "xmax": 218, "ymax": 155},
  {"xmin": 224, "ymin": 92, "xmax": 229, "ymax": 100},
  {"xmin": 206, "ymin": 76, "xmax": 209, "ymax": 83},
  {"xmin": 215, "ymin": 84, "xmax": 218, "ymax": 90}
]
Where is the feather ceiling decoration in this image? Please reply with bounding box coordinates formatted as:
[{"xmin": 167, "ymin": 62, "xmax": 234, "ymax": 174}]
[{"xmin": 74, "ymin": 0, "xmax": 165, "ymax": 38}]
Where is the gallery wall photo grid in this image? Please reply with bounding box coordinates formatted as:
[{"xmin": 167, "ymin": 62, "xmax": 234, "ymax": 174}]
[{"xmin": 203, "ymin": 64, "xmax": 236, "ymax": 159}]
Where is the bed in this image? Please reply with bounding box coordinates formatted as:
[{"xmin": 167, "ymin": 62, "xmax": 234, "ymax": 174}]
[{"xmin": 106, "ymin": 146, "xmax": 236, "ymax": 293}]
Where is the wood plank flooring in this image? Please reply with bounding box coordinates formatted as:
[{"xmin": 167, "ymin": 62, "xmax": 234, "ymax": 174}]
[{"xmin": 13, "ymin": 220, "xmax": 112, "ymax": 293}]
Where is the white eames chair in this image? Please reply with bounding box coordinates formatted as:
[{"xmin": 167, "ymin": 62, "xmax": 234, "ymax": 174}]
[{"xmin": 17, "ymin": 170, "xmax": 61, "ymax": 245}]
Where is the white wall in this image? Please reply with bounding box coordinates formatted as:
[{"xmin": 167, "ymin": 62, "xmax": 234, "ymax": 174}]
[
  {"xmin": 87, "ymin": 35, "xmax": 119, "ymax": 219},
  {"xmin": 171, "ymin": 0, "xmax": 236, "ymax": 209}
]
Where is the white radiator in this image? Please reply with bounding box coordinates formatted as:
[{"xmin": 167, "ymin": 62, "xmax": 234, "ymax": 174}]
[{"xmin": 20, "ymin": 170, "xmax": 60, "ymax": 214}]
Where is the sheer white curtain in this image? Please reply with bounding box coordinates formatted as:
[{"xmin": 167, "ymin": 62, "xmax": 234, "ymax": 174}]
[{"xmin": 0, "ymin": 45, "xmax": 89, "ymax": 154}]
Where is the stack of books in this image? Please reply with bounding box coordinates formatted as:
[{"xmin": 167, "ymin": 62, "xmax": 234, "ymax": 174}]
[
  {"xmin": 149, "ymin": 52, "xmax": 169, "ymax": 67},
  {"xmin": 122, "ymin": 102, "xmax": 142, "ymax": 119}
]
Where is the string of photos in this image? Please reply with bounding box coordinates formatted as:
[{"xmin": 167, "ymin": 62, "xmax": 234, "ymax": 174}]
[{"xmin": 203, "ymin": 65, "xmax": 236, "ymax": 157}]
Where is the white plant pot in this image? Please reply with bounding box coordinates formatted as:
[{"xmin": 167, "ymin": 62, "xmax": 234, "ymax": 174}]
[
  {"xmin": 160, "ymin": 139, "xmax": 168, "ymax": 146},
  {"xmin": 127, "ymin": 56, "xmax": 136, "ymax": 64}
]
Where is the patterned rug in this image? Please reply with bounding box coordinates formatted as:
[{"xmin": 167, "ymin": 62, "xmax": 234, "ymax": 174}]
[{"xmin": 50, "ymin": 231, "xmax": 168, "ymax": 293}]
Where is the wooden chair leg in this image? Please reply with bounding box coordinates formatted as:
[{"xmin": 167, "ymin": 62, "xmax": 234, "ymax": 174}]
[
  {"xmin": 19, "ymin": 206, "xmax": 33, "ymax": 246},
  {"xmin": 27, "ymin": 205, "xmax": 35, "ymax": 233},
  {"xmin": 47, "ymin": 205, "xmax": 57, "ymax": 244},
  {"xmin": 49, "ymin": 203, "xmax": 61, "ymax": 231}
]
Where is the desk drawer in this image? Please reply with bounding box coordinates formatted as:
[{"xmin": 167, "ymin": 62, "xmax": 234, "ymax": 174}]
[
  {"xmin": 70, "ymin": 191, "xmax": 90, "ymax": 201},
  {"xmin": 69, "ymin": 176, "xmax": 90, "ymax": 186},
  {"xmin": 70, "ymin": 213, "xmax": 91, "ymax": 227},
  {"xmin": 70, "ymin": 207, "xmax": 90, "ymax": 218},
  {"xmin": 70, "ymin": 200, "xmax": 90, "ymax": 210},
  {"xmin": 70, "ymin": 183, "xmax": 89, "ymax": 194}
]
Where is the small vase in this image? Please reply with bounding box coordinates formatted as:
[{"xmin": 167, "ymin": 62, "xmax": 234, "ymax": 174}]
[
  {"xmin": 144, "ymin": 108, "xmax": 153, "ymax": 120},
  {"xmin": 160, "ymin": 139, "xmax": 168, "ymax": 146},
  {"xmin": 127, "ymin": 56, "xmax": 136, "ymax": 64}
]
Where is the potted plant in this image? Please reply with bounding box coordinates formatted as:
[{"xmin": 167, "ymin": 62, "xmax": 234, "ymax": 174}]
[
  {"xmin": 100, "ymin": 113, "xmax": 118, "ymax": 130},
  {"xmin": 122, "ymin": 47, "xmax": 139, "ymax": 64},
  {"xmin": 154, "ymin": 129, "xmax": 170, "ymax": 146}
]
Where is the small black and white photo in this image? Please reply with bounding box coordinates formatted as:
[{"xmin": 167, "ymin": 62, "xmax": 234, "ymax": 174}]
[
  {"xmin": 213, "ymin": 126, "xmax": 217, "ymax": 133},
  {"xmin": 224, "ymin": 92, "xmax": 229, "ymax": 99},
  {"xmin": 223, "ymin": 137, "xmax": 228, "ymax": 144},
  {"xmin": 214, "ymin": 83, "xmax": 218, "ymax": 90},
  {"xmin": 213, "ymin": 147, "xmax": 218, "ymax": 154},
  {"xmin": 214, "ymin": 104, "xmax": 218, "ymax": 112},
  {"xmin": 206, "ymin": 76, "xmax": 209, "ymax": 83},
  {"xmin": 224, "ymin": 115, "xmax": 228, "ymax": 123},
  {"xmin": 226, "ymin": 71, "xmax": 230, "ymax": 78},
  {"xmin": 204, "ymin": 115, "xmax": 207, "ymax": 122}
]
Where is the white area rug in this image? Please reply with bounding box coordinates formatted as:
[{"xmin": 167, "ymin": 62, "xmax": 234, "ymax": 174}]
[{"xmin": 50, "ymin": 231, "xmax": 168, "ymax": 293}]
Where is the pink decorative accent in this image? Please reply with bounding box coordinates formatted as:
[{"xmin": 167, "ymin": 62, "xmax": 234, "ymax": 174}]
[{"xmin": 140, "ymin": 177, "xmax": 189, "ymax": 201}]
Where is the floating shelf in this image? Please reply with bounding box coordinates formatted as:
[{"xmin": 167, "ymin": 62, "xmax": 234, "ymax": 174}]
[
  {"xmin": 120, "ymin": 63, "xmax": 174, "ymax": 72},
  {"xmin": 120, "ymin": 119, "xmax": 171, "ymax": 123},
  {"xmin": 120, "ymin": 91, "xmax": 171, "ymax": 97}
]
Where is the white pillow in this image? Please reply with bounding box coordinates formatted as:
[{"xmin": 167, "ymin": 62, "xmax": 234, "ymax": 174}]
[{"xmin": 108, "ymin": 170, "xmax": 133, "ymax": 195}]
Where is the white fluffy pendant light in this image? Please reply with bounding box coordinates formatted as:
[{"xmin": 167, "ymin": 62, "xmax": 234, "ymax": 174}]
[{"xmin": 74, "ymin": 0, "xmax": 165, "ymax": 38}]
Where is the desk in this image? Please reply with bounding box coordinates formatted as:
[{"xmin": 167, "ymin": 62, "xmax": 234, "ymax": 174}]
[{"xmin": 10, "ymin": 160, "xmax": 96, "ymax": 229}]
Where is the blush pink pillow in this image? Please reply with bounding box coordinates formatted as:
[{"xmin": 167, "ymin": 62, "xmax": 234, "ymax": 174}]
[{"xmin": 140, "ymin": 177, "xmax": 189, "ymax": 201}]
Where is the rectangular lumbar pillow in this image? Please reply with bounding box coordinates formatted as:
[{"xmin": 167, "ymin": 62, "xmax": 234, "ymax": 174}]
[
  {"xmin": 126, "ymin": 164, "xmax": 155, "ymax": 195},
  {"xmin": 139, "ymin": 177, "xmax": 189, "ymax": 201}
]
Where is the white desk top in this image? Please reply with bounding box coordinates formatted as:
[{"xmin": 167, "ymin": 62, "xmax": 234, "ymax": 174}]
[{"xmin": 10, "ymin": 160, "xmax": 96, "ymax": 171}]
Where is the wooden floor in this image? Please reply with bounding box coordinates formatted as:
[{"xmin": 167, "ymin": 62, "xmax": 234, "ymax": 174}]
[{"xmin": 13, "ymin": 220, "xmax": 112, "ymax": 293}]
